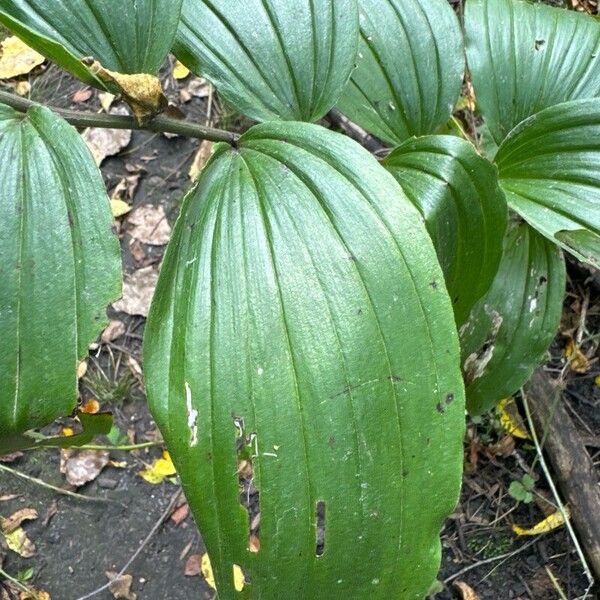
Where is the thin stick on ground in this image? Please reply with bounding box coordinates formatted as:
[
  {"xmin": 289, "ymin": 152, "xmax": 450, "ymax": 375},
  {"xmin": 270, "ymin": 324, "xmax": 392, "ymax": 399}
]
[
  {"xmin": 74, "ymin": 488, "xmax": 182, "ymax": 600},
  {"xmin": 0, "ymin": 463, "xmax": 111, "ymax": 503},
  {"xmin": 521, "ymin": 380, "xmax": 595, "ymax": 589}
]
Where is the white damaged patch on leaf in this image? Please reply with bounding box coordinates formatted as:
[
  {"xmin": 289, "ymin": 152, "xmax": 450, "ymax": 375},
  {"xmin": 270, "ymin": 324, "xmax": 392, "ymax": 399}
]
[
  {"xmin": 185, "ymin": 382, "xmax": 198, "ymax": 447},
  {"xmin": 463, "ymin": 307, "xmax": 503, "ymax": 383}
]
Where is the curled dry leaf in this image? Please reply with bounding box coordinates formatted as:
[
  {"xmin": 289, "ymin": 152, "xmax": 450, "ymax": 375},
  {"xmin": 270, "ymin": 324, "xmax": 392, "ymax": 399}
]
[
  {"xmin": 82, "ymin": 106, "xmax": 132, "ymax": 167},
  {"xmin": 1, "ymin": 508, "xmax": 38, "ymax": 535},
  {"xmin": 513, "ymin": 508, "xmax": 570, "ymax": 536},
  {"xmin": 112, "ymin": 266, "xmax": 159, "ymax": 317},
  {"xmin": 106, "ymin": 572, "xmax": 136, "ymax": 600},
  {"xmin": 60, "ymin": 449, "xmax": 109, "ymax": 487},
  {"xmin": 126, "ymin": 204, "xmax": 171, "ymax": 245},
  {"xmin": 454, "ymin": 581, "xmax": 481, "ymax": 600},
  {"xmin": 497, "ymin": 398, "xmax": 530, "ymax": 440},
  {"xmin": 101, "ymin": 320, "xmax": 127, "ymax": 344},
  {"xmin": 2, "ymin": 526, "xmax": 36, "ymax": 558},
  {"xmin": 0, "ymin": 36, "xmax": 45, "ymax": 79}
]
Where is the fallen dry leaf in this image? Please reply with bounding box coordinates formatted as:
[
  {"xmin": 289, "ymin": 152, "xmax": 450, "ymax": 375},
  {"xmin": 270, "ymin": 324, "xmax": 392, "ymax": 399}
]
[
  {"xmin": 170, "ymin": 502, "xmax": 189, "ymax": 525},
  {"xmin": 454, "ymin": 581, "xmax": 481, "ymax": 600},
  {"xmin": 180, "ymin": 77, "xmax": 210, "ymax": 103},
  {"xmin": 513, "ymin": 507, "xmax": 570, "ymax": 536},
  {"xmin": 564, "ymin": 339, "xmax": 591, "ymax": 373},
  {"xmin": 1, "ymin": 508, "xmax": 38, "ymax": 535},
  {"xmin": 0, "ymin": 452, "xmax": 23, "ymax": 463},
  {"xmin": 126, "ymin": 204, "xmax": 171, "ymax": 246},
  {"xmin": 77, "ymin": 360, "xmax": 88, "ymax": 380},
  {"xmin": 111, "ymin": 199, "xmax": 131, "ymax": 219},
  {"xmin": 189, "ymin": 141, "xmax": 214, "ymax": 181},
  {"xmin": 106, "ymin": 572, "xmax": 136, "ymax": 600},
  {"xmin": 72, "ymin": 88, "xmax": 93, "ymax": 103},
  {"xmin": 497, "ymin": 398, "xmax": 529, "ymax": 440},
  {"xmin": 173, "ymin": 60, "xmax": 190, "ymax": 80},
  {"xmin": 13, "ymin": 80, "xmax": 31, "ymax": 96},
  {"xmin": 99, "ymin": 92, "xmax": 116, "ymax": 112},
  {"xmin": 80, "ymin": 399, "xmax": 100, "ymax": 414},
  {"xmin": 101, "ymin": 320, "xmax": 127, "ymax": 344},
  {"xmin": 184, "ymin": 554, "xmax": 201, "ymax": 577},
  {"xmin": 82, "ymin": 106, "xmax": 132, "ymax": 166},
  {"xmin": 60, "ymin": 449, "xmax": 109, "ymax": 487},
  {"xmin": 3, "ymin": 526, "xmax": 36, "ymax": 557},
  {"xmin": 0, "ymin": 36, "xmax": 45, "ymax": 79},
  {"xmin": 139, "ymin": 451, "xmax": 176, "ymax": 484},
  {"xmin": 112, "ymin": 266, "xmax": 159, "ymax": 317},
  {"xmin": 112, "ymin": 175, "xmax": 141, "ymax": 204}
]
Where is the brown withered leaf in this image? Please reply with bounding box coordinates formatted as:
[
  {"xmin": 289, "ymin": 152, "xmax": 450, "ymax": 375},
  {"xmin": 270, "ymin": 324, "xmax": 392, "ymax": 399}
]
[
  {"xmin": 454, "ymin": 581, "xmax": 481, "ymax": 600},
  {"xmin": 82, "ymin": 106, "xmax": 132, "ymax": 166},
  {"xmin": 112, "ymin": 266, "xmax": 159, "ymax": 317},
  {"xmin": 60, "ymin": 449, "xmax": 109, "ymax": 487},
  {"xmin": 101, "ymin": 320, "xmax": 127, "ymax": 344},
  {"xmin": 106, "ymin": 572, "xmax": 136, "ymax": 600},
  {"xmin": 170, "ymin": 502, "xmax": 189, "ymax": 526},
  {"xmin": 184, "ymin": 554, "xmax": 202, "ymax": 577},
  {"xmin": 1, "ymin": 508, "xmax": 38, "ymax": 534},
  {"xmin": 126, "ymin": 204, "xmax": 171, "ymax": 246}
]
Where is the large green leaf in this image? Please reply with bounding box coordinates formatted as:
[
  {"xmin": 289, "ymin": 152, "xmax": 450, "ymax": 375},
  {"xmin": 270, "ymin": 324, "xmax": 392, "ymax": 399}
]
[
  {"xmin": 0, "ymin": 104, "xmax": 121, "ymax": 436},
  {"xmin": 465, "ymin": 0, "xmax": 600, "ymax": 145},
  {"xmin": 383, "ymin": 135, "xmax": 507, "ymax": 326},
  {"xmin": 174, "ymin": 0, "xmax": 359, "ymax": 122},
  {"xmin": 496, "ymin": 98, "xmax": 600, "ymax": 269},
  {"xmin": 144, "ymin": 122, "xmax": 464, "ymax": 598},
  {"xmin": 0, "ymin": 0, "xmax": 183, "ymax": 86},
  {"xmin": 460, "ymin": 223, "xmax": 565, "ymax": 415},
  {"xmin": 336, "ymin": 0, "xmax": 464, "ymax": 146}
]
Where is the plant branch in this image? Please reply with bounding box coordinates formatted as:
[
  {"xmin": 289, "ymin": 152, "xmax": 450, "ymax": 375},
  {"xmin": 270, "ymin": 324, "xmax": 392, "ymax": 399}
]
[{"xmin": 0, "ymin": 89, "xmax": 240, "ymax": 145}]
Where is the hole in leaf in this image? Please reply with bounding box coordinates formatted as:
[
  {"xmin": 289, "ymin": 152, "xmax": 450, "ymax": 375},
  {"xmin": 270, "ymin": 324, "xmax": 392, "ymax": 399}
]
[
  {"xmin": 234, "ymin": 416, "xmax": 260, "ymax": 553},
  {"xmin": 316, "ymin": 500, "xmax": 326, "ymax": 557}
]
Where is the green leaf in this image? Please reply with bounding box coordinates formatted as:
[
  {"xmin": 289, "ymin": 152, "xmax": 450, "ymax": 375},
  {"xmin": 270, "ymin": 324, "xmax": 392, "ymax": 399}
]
[
  {"xmin": 383, "ymin": 135, "xmax": 507, "ymax": 326},
  {"xmin": 0, "ymin": 0, "xmax": 183, "ymax": 86},
  {"xmin": 495, "ymin": 98, "xmax": 600, "ymax": 268},
  {"xmin": 336, "ymin": 0, "xmax": 464, "ymax": 146},
  {"xmin": 0, "ymin": 104, "xmax": 121, "ymax": 437},
  {"xmin": 144, "ymin": 122, "xmax": 465, "ymax": 598},
  {"xmin": 465, "ymin": 0, "xmax": 600, "ymax": 145},
  {"xmin": 174, "ymin": 0, "xmax": 359, "ymax": 122},
  {"xmin": 0, "ymin": 413, "xmax": 114, "ymax": 455},
  {"xmin": 460, "ymin": 223, "xmax": 565, "ymax": 416}
]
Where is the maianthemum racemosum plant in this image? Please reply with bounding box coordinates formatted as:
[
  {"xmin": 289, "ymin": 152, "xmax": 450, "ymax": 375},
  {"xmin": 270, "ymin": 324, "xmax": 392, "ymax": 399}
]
[{"xmin": 0, "ymin": 0, "xmax": 599, "ymax": 597}]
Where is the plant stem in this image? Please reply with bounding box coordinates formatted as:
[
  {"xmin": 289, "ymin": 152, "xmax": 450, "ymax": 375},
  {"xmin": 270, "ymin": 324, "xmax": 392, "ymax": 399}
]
[
  {"xmin": 79, "ymin": 441, "xmax": 161, "ymax": 451},
  {"xmin": 0, "ymin": 89, "xmax": 240, "ymax": 145},
  {"xmin": 0, "ymin": 567, "xmax": 35, "ymax": 597},
  {"xmin": 0, "ymin": 463, "xmax": 111, "ymax": 503}
]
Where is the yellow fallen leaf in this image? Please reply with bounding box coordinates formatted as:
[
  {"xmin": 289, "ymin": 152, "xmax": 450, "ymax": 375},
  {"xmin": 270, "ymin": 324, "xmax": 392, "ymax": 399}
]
[
  {"xmin": 201, "ymin": 553, "xmax": 217, "ymax": 590},
  {"xmin": 233, "ymin": 564, "xmax": 245, "ymax": 592},
  {"xmin": 62, "ymin": 427, "xmax": 75, "ymax": 437},
  {"xmin": 111, "ymin": 198, "xmax": 131, "ymax": 218},
  {"xmin": 454, "ymin": 580, "xmax": 481, "ymax": 600},
  {"xmin": 595, "ymin": 375, "xmax": 600, "ymax": 387},
  {"xmin": 0, "ymin": 36, "xmax": 45, "ymax": 79},
  {"xmin": 513, "ymin": 507, "xmax": 570, "ymax": 536},
  {"xmin": 173, "ymin": 60, "xmax": 190, "ymax": 80},
  {"xmin": 497, "ymin": 398, "xmax": 530, "ymax": 440},
  {"xmin": 3, "ymin": 526, "xmax": 36, "ymax": 557},
  {"xmin": 139, "ymin": 450, "xmax": 176, "ymax": 484},
  {"xmin": 564, "ymin": 339, "xmax": 590, "ymax": 373}
]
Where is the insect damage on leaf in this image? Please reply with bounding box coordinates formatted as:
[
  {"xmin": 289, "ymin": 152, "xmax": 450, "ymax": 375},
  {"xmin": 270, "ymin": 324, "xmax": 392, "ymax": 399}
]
[{"xmin": 82, "ymin": 58, "xmax": 168, "ymax": 124}]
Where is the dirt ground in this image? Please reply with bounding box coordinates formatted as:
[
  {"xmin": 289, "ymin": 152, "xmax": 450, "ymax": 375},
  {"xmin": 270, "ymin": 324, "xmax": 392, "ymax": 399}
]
[{"xmin": 1, "ymin": 2, "xmax": 600, "ymax": 599}]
